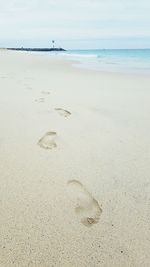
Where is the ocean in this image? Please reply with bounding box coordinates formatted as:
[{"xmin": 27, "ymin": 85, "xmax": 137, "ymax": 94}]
[{"xmin": 57, "ymin": 49, "xmax": 150, "ymax": 74}]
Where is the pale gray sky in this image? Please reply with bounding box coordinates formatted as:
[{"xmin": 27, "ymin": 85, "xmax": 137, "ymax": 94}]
[{"xmin": 0, "ymin": 0, "xmax": 150, "ymax": 49}]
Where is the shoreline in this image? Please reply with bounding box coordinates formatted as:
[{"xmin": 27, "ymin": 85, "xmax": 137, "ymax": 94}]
[
  {"xmin": 4, "ymin": 49, "xmax": 150, "ymax": 78},
  {"xmin": 3, "ymin": 48, "xmax": 150, "ymax": 76}
]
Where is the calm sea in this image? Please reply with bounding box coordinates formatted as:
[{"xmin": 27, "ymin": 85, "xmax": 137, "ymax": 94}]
[{"xmin": 58, "ymin": 49, "xmax": 150, "ymax": 74}]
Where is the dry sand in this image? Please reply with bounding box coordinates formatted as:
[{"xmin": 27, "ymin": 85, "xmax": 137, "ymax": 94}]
[{"xmin": 0, "ymin": 50, "xmax": 150, "ymax": 267}]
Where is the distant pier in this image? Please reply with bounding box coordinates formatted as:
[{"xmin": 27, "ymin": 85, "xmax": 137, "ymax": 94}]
[{"xmin": 7, "ymin": 47, "xmax": 66, "ymax": 52}]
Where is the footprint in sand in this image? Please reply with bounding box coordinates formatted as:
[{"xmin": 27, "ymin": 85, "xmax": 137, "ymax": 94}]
[
  {"xmin": 67, "ymin": 180, "xmax": 102, "ymax": 227},
  {"xmin": 35, "ymin": 98, "xmax": 45, "ymax": 103},
  {"xmin": 38, "ymin": 132, "xmax": 57, "ymax": 149},
  {"xmin": 26, "ymin": 86, "xmax": 32, "ymax": 90},
  {"xmin": 55, "ymin": 108, "xmax": 71, "ymax": 118},
  {"xmin": 41, "ymin": 91, "xmax": 50, "ymax": 95}
]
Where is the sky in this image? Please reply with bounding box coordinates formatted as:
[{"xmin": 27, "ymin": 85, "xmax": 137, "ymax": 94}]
[{"xmin": 0, "ymin": 0, "xmax": 150, "ymax": 49}]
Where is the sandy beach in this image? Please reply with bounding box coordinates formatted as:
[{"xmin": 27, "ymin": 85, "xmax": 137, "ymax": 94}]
[{"xmin": 0, "ymin": 50, "xmax": 150, "ymax": 267}]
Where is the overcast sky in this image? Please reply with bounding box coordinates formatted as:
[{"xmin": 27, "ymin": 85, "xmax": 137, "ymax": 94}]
[{"xmin": 0, "ymin": 0, "xmax": 150, "ymax": 49}]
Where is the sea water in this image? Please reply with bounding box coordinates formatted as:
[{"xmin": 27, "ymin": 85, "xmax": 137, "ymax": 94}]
[{"xmin": 59, "ymin": 49, "xmax": 150, "ymax": 74}]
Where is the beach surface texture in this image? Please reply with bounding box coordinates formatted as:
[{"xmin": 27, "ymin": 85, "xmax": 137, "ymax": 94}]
[{"xmin": 0, "ymin": 50, "xmax": 150, "ymax": 267}]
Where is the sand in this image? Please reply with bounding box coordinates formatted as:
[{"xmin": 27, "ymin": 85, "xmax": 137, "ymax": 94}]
[{"xmin": 0, "ymin": 50, "xmax": 150, "ymax": 267}]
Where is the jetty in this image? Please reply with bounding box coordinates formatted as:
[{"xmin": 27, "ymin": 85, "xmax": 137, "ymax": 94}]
[{"xmin": 7, "ymin": 47, "xmax": 66, "ymax": 52}]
